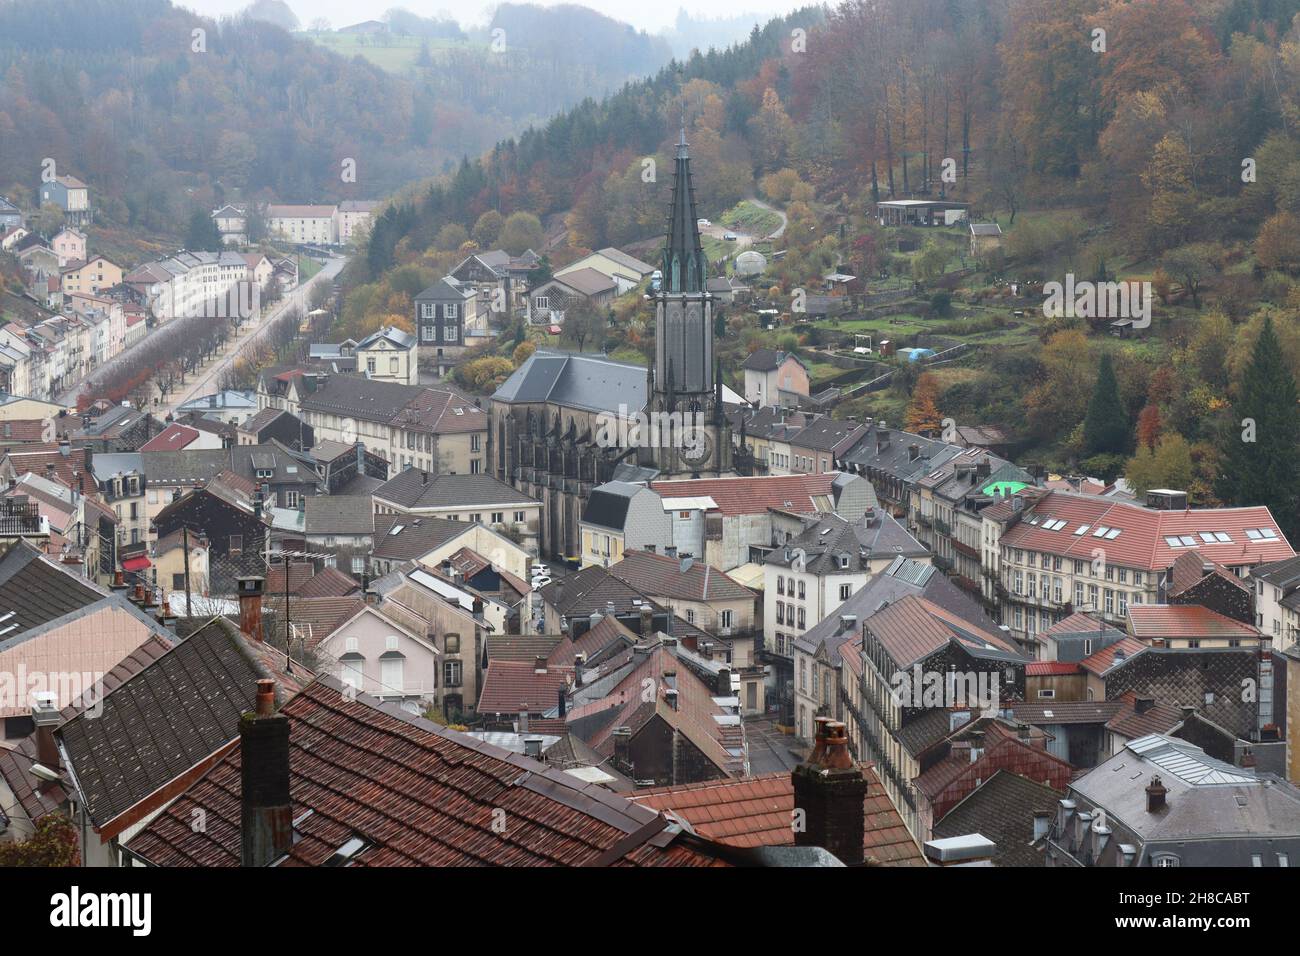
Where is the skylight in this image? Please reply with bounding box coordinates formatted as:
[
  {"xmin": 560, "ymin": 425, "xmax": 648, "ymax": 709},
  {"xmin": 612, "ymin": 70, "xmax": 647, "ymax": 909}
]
[
  {"xmin": 1104, "ymin": 528, "xmax": 1121, "ymax": 540},
  {"xmin": 1092, "ymin": 526, "xmax": 1109, "ymax": 537},
  {"xmin": 1073, "ymin": 525, "xmax": 1089, "ymax": 536}
]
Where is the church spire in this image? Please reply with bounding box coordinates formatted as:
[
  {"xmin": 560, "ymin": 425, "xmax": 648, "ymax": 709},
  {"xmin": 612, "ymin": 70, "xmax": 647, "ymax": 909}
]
[{"xmin": 664, "ymin": 124, "xmax": 706, "ymax": 294}]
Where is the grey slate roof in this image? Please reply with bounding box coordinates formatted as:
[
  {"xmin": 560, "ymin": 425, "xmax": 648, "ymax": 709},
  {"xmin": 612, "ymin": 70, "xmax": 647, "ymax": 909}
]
[
  {"xmin": 932, "ymin": 771, "xmax": 1059, "ymax": 867},
  {"xmin": 371, "ymin": 514, "xmax": 466, "ymax": 562},
  {"xmin": 493, "ymin": 350, "xmax": 647, "ymax": 415},
  {"xmin": 582, "ymin": 481, "xmax": 640, "ymax": 531},
  {"xmin": 304, "ymin": 494, "xmax": 375, "ymax": 536},
  {"xmin": 766, "ymin": 511, "xmax": 928, "ymax": 576},
  {"xmin": 0, "ymin": 541, "xmax": 107, "ymax": 640},
  {"xmin": 373, "ymin": 467, "xmax": 534, "ymax": 510}
]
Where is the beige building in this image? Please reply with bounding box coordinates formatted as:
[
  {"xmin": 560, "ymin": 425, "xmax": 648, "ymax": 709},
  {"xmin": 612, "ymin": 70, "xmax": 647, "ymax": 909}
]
[
  {"xmin": 51, "ymin": 228, "xmax": 86, "ymax": 267},
  {"xmin": 267, "ymin": 204, "xmax": 337, "ymax": 245},
  {"xmin": 356, "ymin": 326, "xmax": 417, "ymax": 386},
  {"xmin": 61, "ymin": 255, "xmax": 122, "ymax": 296}
]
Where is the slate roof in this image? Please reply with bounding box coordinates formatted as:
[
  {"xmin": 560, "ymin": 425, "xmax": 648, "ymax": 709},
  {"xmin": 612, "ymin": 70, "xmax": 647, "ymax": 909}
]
[
  {"xmin": 931, "ymin": 770, "xmax": 1058, "ymax": 866},
  {"xmin": 125, "ymin": 676, "xmax": 730, "ymax": 867},
  {"xmin": 371, "ymin": 514, "xmax": 465, "ymax": 562},
  {"xmin": 303, "ymin": 494, "xmax": 374, "ymax": 536},
  {"xmin": 607, "ymin": 550, "xmax": 753, "ymax": 603},
  {"xmin": 789, "ymin": 417, "xmax": 867, "ymax": 455},
  {"xmin": 56, "ymin": 616, "xmax": 308, "ymax": 832},
  {"xmin": 373, "ymin": 468, "xmax": 534, "ymax": 510},
  {"xmin": 634, "ymin": 766, "xmax": 925, "ymax": 865},
  {"xmin": 493, "ymin": 350, "xmax": 648, "ymax": 415},
  {"xmin": 262, "ymin": 596, "xmax": 366, "ymax": 655},
  {"xmin": 0, "ymin": 541, "xmax": 106, "ymax": 639},
  {"xmin": 300, "ymin": 377, "xmax": 485, "ymax": 434},
  {"xmin": 740, "ymin": 348, "xmax": 805, "ymax": 372},
  {"xmin": 765, "ymin": 510, "xmax": 927, "ymax": 575},
  {"xmin": 582, "ymin": 481, "xmax": 640, "ymax": 531},
  {"xmin": 1105, "ymin": 691, "xmax": 1184, "ymax": 740},
  {"xmin": 538, "ymin": 564, "xmax": 658, "ymax": 618}
]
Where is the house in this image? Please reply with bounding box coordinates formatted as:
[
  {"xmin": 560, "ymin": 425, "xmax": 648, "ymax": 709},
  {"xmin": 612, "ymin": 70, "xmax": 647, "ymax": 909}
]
[
  {"xmin": 285, "ymin": 375, "xmax": 488, "ymax": 476},
  {"xmin": 877, "ymin": 198, "xmax": 970, "ymax": 227},
  {"xmin": 121, "ymin": 674, "xmax": 781, "ymax": 867},
  {"xmin": 152, "ymin": 483, "xmax": 268, "ymax": 593},
  {"xmin": 606, "ymin": 549, "xmax": 762, "ymax": 711},
  {"xmin": 1251, "ymin": 553, "xmax": 1300, "ymax": 648},
  {"xmin": 0, "ymin": 225, "xmax": 28, "ymax": 251},
  {"xmin": 527, "ymin": 268, "xmax": 616, "ymax": 324},
  {"xmin": 742, "ymin": 348, "xmax": 810, "ymax": 407},
  {"xmin": 554, "ymin": 247, "xmax": 654, "ymax": 294},
  {"xmin": 316, "ymin": 603, "xmax": 442, "ymax": 707},
  {"xmin": 266, "ymin": 204, "xmax": 337, "ymax": 245},
  {"xmin": 784, "ymin": 417, "xmax": 868, "ymax": 477},
  {"xmin": 236, "ymin": 407, "xmax": 312, "ymax": 449},
  {"xmin": 579, "ymin": 480, "xmax": 673, "ymax": 568},
  {"xmin": 645, "ymin": 472, "xmax": 843, "ymax": 572},
  {"xmin": 372, "ymin": 469, "xmax": 539, "ymax": 553},
  {"xmin": 566, "ymin": 640, "xmax": 747, "ymax": 786},
  {"xmin": 175, "ymin": 390, "xmax": 258, "ymax": 425},
  {"xmin": 633, "ymin": 763, "xmax": 925, "ymax": 866},
  {"xmin": 27, "ymin": 598, "xmax": 306, "ymax": 866},
  {"xmin": 1127, "ymin": 604, "xmax": 1264, "ymax": 649},
  {"xmin": 931, "ymin": 770, "xmax": 1061, "ymax": 866},
  {"xmin": 1047, "ymin": 734, "xmax": 1300, "ymax": 867},
  {"xmin": 413, "ymin": 277, "xmax": 481, "ymax": 374},
  {"xmin": 211, "ymin": 204, "xmax": 247, "ymax": 245},
  {"xmin": 969, "ymin": 222, "xmax": 1004, "ymax": 257},
  {"xmin": 839, "ymin": 594, "xmax": 1027, "ymax": 837},
  {"xmin": 989, "ymin": 488, "xmax": 1293, "ymax": 649},
  {"xmin": 60, "ymin": 255, "xmax": 122, "ymax": 297},
  {"xmin": 355, "ymin": 325, "xmax": 417, "ymax": 386},
  {"xmin": 479, "ymin": 657, "xmax": 576, "ymax": 722},
  {"xmin": 333, "ymin": 200, "xmax": 380, "ymax": 245},
  {"xmin": 302, "ymin": 494, "xmax": 375, "ymax": 558},
  {"xmin": 767, "ymin": 509, "xmax": 927, "ymax": 698},
  {"xmin": 1166, "ymin": 550, "xmax": 1254, "ymax": 623},
  {"xmin": 0, "ymin": 196, "xmax": 22, "ymax": 229},
  {"xmin": 38, "ymin": 174, "xmax": 91, "ymax": 225},
  {"xmin": 50, "ymin": 228, "xmax": 86, "ymax": 267},
  {"xmin": 139, "ymin": 422, "xmax": 221, "ymax": 453},
  {"xmin": 536, "ymin": 564, "xmax": 677, "ymax": 640},
  {"xmin": 149, "ymin": 526, "xmax": 210, "ymax": 601}
]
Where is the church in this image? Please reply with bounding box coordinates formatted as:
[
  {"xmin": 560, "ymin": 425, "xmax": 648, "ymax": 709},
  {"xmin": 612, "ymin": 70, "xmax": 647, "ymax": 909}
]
[{"xmin": 491, "ymin": 128, "xmax": 748, "ymax": 560}]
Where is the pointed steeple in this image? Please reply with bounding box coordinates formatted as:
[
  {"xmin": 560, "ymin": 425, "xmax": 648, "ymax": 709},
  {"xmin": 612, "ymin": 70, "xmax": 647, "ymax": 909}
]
[{"xmin": 664, "ymin": 125, "xmax": 707, "ymax": 295}]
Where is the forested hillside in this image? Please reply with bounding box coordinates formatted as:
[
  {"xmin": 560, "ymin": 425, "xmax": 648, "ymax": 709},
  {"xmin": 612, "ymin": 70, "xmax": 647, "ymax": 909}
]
[{"xmin": 349, "ymin": 0, "xmax": 1300, "ymax": 535}]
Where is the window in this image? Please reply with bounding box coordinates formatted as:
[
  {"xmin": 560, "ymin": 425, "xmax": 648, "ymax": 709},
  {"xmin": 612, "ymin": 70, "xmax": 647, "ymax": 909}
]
[
  {"xmin": 420, "ymin": 303, "xmax": 434, "ymax": 319},
  {"xmin": 797, "ymin": 580, "xmax": 806, "ymax": 600},
  {"xmin": 491, "ymin": 512, "xmax": 503, "ymax": 523},
  {"xmin": 685, "ymin": 609, "xmax": 695, "ymax": 624},
  {"xmin": 777, "ymin": 577, "xmax": 785, "ymax": 596},
  {"xmin": 720, "ymin": 609, "xmax": 733, "ymax": 630},
  {"xmin": 446, "ymin": 303, "xmax": 458, "ymax": 319},
  {"xmin": 229, "ymin": 534, "xmax": 243, "ymax": 554},
  {"xmin": 445, "ymin": 325, "xmax": 458, "ymax": 342},
  {"xmin": 445, "ymin": 633, "xmax": 461, "ymax": 654},
  {"xmin": 514, "ymin": 511, "xmax": 525, "ymax": 523},
  {"xmin": 422, "ymin": 325, "xmax": 435, "ymax": 342},
  {"xmin": 172, "ymin": 573, "xmax": 185, "ymax": 590},
  {"xmin": 380, "ymin": 656, "xmax": 405, "ymax": 696},
  {"xmin": 797, "ymin": 607, "xmax": 806, "ymax": 629},
  {"xmin": 1037, "ymin": 689, "xmax": 1055, "ymax": 699},
  {"xmin": 1153, "ymin": 855, "xmax": 1180, "ymax": 867},
  {"xmin": 285, "ymin": 491, "xmax": 299, "ymax": 509},
  {"xmin": 471, "ymin": 434, "xmax": 481, "ymax": 452},
  {"xmin": 776, "ymin": 601, "xmax": 785, "ymax": 625},
  {"xmin": 839, "ymin": 583, "xmax": 851, "ymax": 601},
  {"xmin": 385, "ymin": 635, "xmax": 399, "ymax": 651},
  {"xmin": 444, "ymin": 660, "xmax": 462, "ymax": 687},
  {"xmin": 367, "ymin": 358, "xmax": 376, "ymax": 373},
  {"xmin": 340, "ymin": 656, "xmax": 364, "ymax": 689}
]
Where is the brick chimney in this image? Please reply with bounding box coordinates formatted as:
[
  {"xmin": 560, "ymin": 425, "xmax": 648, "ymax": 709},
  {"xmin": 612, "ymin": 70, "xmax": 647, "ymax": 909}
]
[
  {"xmin": 237, "ymin": 576, "xmax": 265, "ymax": 641},
  {"xmin": 792, "ymin": 720, "xmax": 867, "ymax": 865},
  {"xmin": 1146, "ymin": 775, "xmax": 1168, "ymax": 813},
  {"xmin": 240, "ymin": 679, "xmax": 292, "ymax": 867},
  {"xmin": 1134, "ymin": 696, "xmax": 1155, "ymax": 715}
]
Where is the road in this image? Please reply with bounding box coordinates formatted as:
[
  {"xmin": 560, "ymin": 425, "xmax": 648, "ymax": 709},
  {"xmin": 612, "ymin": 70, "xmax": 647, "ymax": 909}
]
[
  {"xmin": 158, "ymin": 256, "xmax": 346, "ymax": 417},
  {"xmin": 699, "ymin": 197, "xmax": 788, "ymax": 251}
]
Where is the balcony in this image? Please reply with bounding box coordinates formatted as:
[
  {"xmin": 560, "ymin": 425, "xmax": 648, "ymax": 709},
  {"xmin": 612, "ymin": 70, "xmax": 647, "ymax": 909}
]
[{"xmin": 0, "ymin": 499, "xmax": 47, "ymax": 537}]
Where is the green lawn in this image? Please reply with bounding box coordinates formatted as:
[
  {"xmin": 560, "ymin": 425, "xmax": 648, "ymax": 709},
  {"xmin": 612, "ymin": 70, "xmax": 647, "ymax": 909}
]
[
  {"xmin": 297, "ymin": 255, "xmax": 322, "ymax": 282},
  {"xmin": 301, "ymin": 32, "xmax": 466, "ymax": 73},
  {"xmin": 721, "ymin": 200, "xmax": 782, "ymax": 238}
]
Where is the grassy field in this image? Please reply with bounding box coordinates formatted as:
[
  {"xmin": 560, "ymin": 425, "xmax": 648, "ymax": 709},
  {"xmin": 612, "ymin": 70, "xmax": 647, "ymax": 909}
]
[
  {"xmin": 297, "ymin": 255, "xmax": 322, "ymax": 282},
  {"xmin": 301, "ymin": 32, "xmax": 465, "ymax": 73},
  {"xmin": 722, "ymin": 200, "xmax": 782, "ymax": 238}
]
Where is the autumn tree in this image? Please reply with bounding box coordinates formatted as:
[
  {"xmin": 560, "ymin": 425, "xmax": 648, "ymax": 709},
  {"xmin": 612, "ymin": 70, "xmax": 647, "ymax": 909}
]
[
  {"xmin": 1083, "ymin": 352, "xmax": 1129, "ymax": 456},
  {"xmin": 905, "ymin": 372, "xmax": 944, "ymax": 434},
  {"xmin": 1126, "ymin": 433, "xmax": 1194, "ymax": 496},
  {"xmin": 1255, "ymin": 212, "xmax": 1300, "ymax": 274}
]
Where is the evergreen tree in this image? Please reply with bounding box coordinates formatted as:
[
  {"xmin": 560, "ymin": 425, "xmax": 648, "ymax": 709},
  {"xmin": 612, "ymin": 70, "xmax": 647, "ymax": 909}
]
[
  {"xmin": 183, "ymin": 209, "xmax": 224, "ymax": 252},
  {"xmin": 1082, "ymin": 352, "xmax": 1128, "ymax": 456},
  {"xmin": 1215, "ymin": 316, "xmax": 1300, "ymax": 538}
]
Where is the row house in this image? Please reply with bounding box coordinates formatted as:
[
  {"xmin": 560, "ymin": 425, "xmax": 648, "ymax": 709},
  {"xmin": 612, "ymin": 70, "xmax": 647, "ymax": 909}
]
[
  {"xmin": 984, "ymin": 488, "xmax": 1294, "ymax": 653},
  {"xmin": 59, "ymin": 254, "xmax": 122, "ymax": 297},
  {"xmin": 125, "ymin": 251, "xmax": 250, "ymax": 324}
]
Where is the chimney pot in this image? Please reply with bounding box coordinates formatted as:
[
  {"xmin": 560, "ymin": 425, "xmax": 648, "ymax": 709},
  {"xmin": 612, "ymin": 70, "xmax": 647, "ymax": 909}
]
[
  {"xmin": 240, "ymin": 679, "xmax": 292, "ymax": 867},
  {"xmin": 792, "ymin": 720, "xmax": 866, "ymax": 865},
  {"xmin": 237, "ymin": 575, "xmax": 265, "ymax": 641},
  {"xmin": 1146, "ymin": 775, "xmax": 1168, "ymax": 814}
]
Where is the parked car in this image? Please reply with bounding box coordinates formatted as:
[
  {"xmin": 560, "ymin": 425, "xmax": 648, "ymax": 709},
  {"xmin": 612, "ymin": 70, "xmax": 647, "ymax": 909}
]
[
  {"xmin": 723, "ymin": 232, "xmax": 738, "ymax": 241},
  {"xmin": 697, "ymin": 218, "xmax": 711, "ymax": 228}
]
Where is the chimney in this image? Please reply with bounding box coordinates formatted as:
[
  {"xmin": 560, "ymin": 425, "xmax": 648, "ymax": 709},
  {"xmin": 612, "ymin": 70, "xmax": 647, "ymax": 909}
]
[
  {"xmin": 612, "ymin": 726, "xmax": 632, "ymax": 771},
  {"xmin": 665, "ymin": 687, "xmax": 679, "ymax": 710},
  {"xmin": 1241, "ymin": 748, "xmax": 1257, "ymax": 768},
  {"xmin": 1146, "ymin": 775, "xmax": 1168, "ymax": 813},
  {"xmin": 639, "ymin": 604, "xmax": 653, "ymax": 636},
  {"xmin": 1017, "ymin": 722, "xmax": 1032, "ymax": 742},
  {"xmin": 968, "ymin": 729, "xmax": 985, "ymax": 762},
  {"xmin": 574, "ymin": 652, "xmax": 586, "ymax": 687},
  {"xmin": 557, "ymin": 684, "xmax": 567, "ymax": 718},
  {"xmin": 1134, "ymin": 696, "xmax": 1155, "ymax": 715},
  {"xmin": 907, "ymin": 443, "xmax": 920, "ymax": 462},
  {"xmin": 240, "ymin": 679, "xmax": 291, "ymax": 867},
  {"xmin": 518, "ymin": 706, "xmax": 529, "ymax": 733},
  {"xmin": 421, "ymin": 470, "xmax": 428, "ymax": 486},
  {"xmin": 716, "ymin": 666, "xmax": 731, "ymax": 695},
  {"xmin": 792, "ymin": 721, "xmax": 866, "ymax": 865},
  {"xmin": 32, "ymin": 691, "xmax": 61, "ymax": 782},
  {"xmin": 58, "ymin": 438, "xmax": 70, "ymax": 457},
  {"xmin": 523, "ymin": 736, "xmax": 544, "ymax": 759},
  {"xmin": 237, "ymin": 576, "xmax": 265, "ymax": 641}
]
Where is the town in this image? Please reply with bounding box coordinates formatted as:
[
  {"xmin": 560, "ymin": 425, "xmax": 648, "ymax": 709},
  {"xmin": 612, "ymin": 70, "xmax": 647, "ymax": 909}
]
[{"xmin": 0, "ymin": 0, "xmax": 1296, "ymax": 902}]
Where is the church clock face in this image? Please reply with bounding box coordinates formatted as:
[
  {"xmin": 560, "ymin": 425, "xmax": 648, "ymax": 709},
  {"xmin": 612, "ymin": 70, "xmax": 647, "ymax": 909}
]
[{"xmin": 679, "ymin": 429, "xmax": 713, "ymax": 469}]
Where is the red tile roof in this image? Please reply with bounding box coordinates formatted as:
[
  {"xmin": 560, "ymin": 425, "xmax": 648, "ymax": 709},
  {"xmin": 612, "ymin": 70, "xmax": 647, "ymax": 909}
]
[
  {"xmin": 633, "ymin": 767, "xmax": 926, "ymax": 865},
  {"xmin": 1127, "ymin": 605, "xmax": 1261, "ymax": 641},
  {"xmin": 1001, "ymin": 491, "xmax": 1294, "ymax": 570},
  {"xmin": 864, "ymin": 594, "xmax": 1021, "ymax": 667},
  {"xmin": 607, "ymin": 549, "xmax": 754, "ymax": 603},
  {"xmin": 1168, "ymin": 550, "xmax": 1251, "ymax": 597},
  {"xmin": 125, "ymin": 677, "xmax": 727, "ymax": 867},
  {"xmin": 139, "ymin": 423, "xmax": 200, "ymax": 452},
  {"xmin": 478, "ymin": 658, "xmax": 574, "ymax": 714},
  {"xmin": 649, "ymin": 473, "xmax": 837, "ymax": 517},
  {"xmin": 1105, "ymin": 691, "xmax": 1185, "ymax": 739},
  {"xmin": 1026, "ymin": 660, "xmax": 1081, "ymax": 677},
  {"xmin": 1080, "ymin": 637, "xmax": 1146, "ymax": 676}
]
